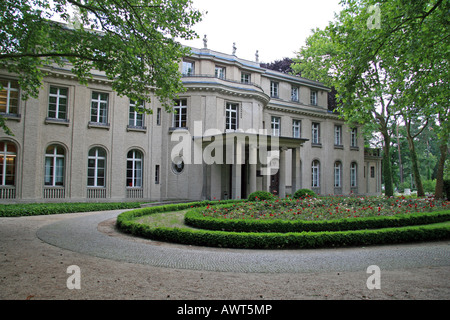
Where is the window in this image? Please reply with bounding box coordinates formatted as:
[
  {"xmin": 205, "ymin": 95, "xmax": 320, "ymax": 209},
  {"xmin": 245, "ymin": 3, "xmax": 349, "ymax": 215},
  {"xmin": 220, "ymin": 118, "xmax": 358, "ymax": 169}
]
[
  {"xmin": 172, "ymin": 156, "xmax": 185, "ymax": 174},
  {"xmin": 215, "ymin": 66, "xmax": 226, "ymax": 79},
  {"xmin": 291, "ymin": 86, "xmax": 299, "ymax": 102},
  {"xmin": 45, "ymin": 145, "xmax": 65, "ymax": 186},
  {"xmin": 371, "ymin": 166, "xmax": 375, "ymax": 178},
  {"xmin": 173, "ymin": 99, "xmax": 187, "ymax": 128},
  {"xmin": 129, "ymin": 99, "xmax": 144, "ymax": 128},
  {"xmin": 310, "ymin": 90, "xmax": 317, "ymax": 106},
  {"xmin": 351, "ymin": 128, "xmax": 358, "ymax": 147},
  {"xmin": 271, "ymin": 116, "xmax": 281, "ymax": 136},
  {"xmin": 90, "ymin": 92, "xmax": 108, "ymax": 124},
  {"xmin": 334, "ymin": 125, "xmax": 342, "ymax": 146},
  {"xmin": 156, "ymin": 108, "xmax": 161, "ymax": 126},
  {"xmin": 127, "ymin": 150, "xmax": 143, "ymax": 188},
  {"xmin": 0, "ymin": 141, "xmax": 16, "ymax": 186},
  {"xmin": 0, "ymin": 79, "xmax": 19, "ymax": 115},
  {"xmin": 312, "ymin": 122, "xmax": 320, "ymax": 144},
  {"xmin": 155, "ymin": 165, "xmax": 160, "ymax": 184},
  {"xmin": 351, "ymin": 162, "xmax": 358, "ymax": 187},
  {"xmin": 270, "ymin": 81, "xmax": 279, "ymax": 98},
  {"xmin": 312, "ymin": 160, "xmax": 320, "ymax": 188},
  {"xmin": 241, "ymin": 73, "xmax": 251, "ymax": 84},
  {"xmin": 226, "ymin": 103, "xmax": 238, "ymax": 130},
  {"xmin": 292, "ymin": 120, "xmax": 301, "ymax": 138},
  {"xmin": 87, "ymin": 147, "xmax": 106, "ymax": 187},
  {"xmin": 48, "ymin": 86, "xmax": 68, "ymax": 120},
  {"xmin": 334, "ymin": 161, "xmax": 342, "ymax": 187},
  {"xmin": 182, "ymin": 61, "xmax": 195, "ymax": 76}
]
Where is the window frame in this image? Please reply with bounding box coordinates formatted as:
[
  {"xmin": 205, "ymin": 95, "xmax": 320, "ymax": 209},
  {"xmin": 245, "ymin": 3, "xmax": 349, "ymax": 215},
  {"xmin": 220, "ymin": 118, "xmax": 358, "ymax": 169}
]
[
  {"xmin": 215, "ymin": 66, "xmax": 226, "ymax": 79},
  {"xmin": 270, "ymin": 81, "xmax": 279, "ymax": 98},
  {"xmin": 182, "ymin": 60, "xmax": 195, "ymax": 76},
  {"xmin": 351, "ymin": 162, "xmax": 358, "ymax": 187},
  {"xmin": 0, "ymin": 141, "xmax": 17, "ymax": 186},
  {"xmin": 311, "ymin": 122, "xmax": 321, "ymax": 144},
  {"xmin": 128, "ymin": 99, "xmax": 145, "ymax": 128},
  {"xmin": 44, "ymin": 145, "xmax": 65, "ymax": 187},
  {"xmin": 334, "ymin": 125, "xmax": 342, "ymax": 146},
  {"xmin": 310, "ymin": 90, "xmax": 318, "ymax": 106},
  {"xmin": 0, "ymin": 79, "xmax": 19, "ymax": 115},
  {"xmin": 292, "ymin": 119, "xmax": 301, "ymax": 138},
  {"xmin": 334, "ymin": 161, "xmax": 342, "ymax": 188},
  {"xmin": 312, "ymin": 160, "xmax": 320, "ymax": 188},
  {"xmin": 87, "ymin": 147, "xmax": 107, "ymax": 187},
  {"xmin": 90, "ymin": 91, "xmax": 109, "ymax": 125},
  {"xmin": 48, "ymin": 86, "xmax": 68, "ymax": 120},
  {"xmin": 126, "ymin": 149, "xmax": 143, "ymax": 188},
  {"xmin": 291, "ymin": 86, "xmax": 299, "ymax": 102},
  {"xmin": 271, "ymin": 116, "xmax": 281, "ymax": 136},
  {"xmin": 225, "ymin": 103, "xmax": 239, "ymax": 131},
  {"xmin": 173, "ymin": 99, "xmax": 187, "ymax": 128}
]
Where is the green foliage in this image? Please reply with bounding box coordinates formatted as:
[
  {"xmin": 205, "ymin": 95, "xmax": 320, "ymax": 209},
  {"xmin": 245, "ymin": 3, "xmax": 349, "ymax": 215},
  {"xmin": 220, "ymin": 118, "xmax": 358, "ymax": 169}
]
[
  {"xmin": 248, "ymin": 191, "xmax": 274, "ymax": 201},
  {"xmin": 116, "ymin": 198, "xmax": 450, "ymax": 249},
  {"xmin": 0, "ymin": 202, "xmax": 142, "ymax": 217},
  {"xmin": 0, "ymin": 0, "xmax": 203, "ymax": 133},
  {"xmin": 293, "ymin": 189, "xmax": 317, "ymax": 199}
]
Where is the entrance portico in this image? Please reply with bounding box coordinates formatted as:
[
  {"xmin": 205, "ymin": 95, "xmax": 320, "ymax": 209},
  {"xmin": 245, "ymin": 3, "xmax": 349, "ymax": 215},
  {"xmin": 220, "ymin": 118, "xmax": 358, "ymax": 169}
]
[{"xmin": 195, "ymin": 131, "xmax": 307, "ymax": 200}]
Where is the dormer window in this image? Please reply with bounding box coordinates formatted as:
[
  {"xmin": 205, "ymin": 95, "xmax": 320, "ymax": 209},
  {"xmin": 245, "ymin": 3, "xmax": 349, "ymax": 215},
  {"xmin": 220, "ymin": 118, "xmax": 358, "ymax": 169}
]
[
  {"xmin": 310, "ymin": 90, "xmax": 318, "ymax": 106},
  {"xmin": 241, "ymin": 73, "xmax": 251, "ymax": 84},
  {"xmin": 215, "ymin": 66, "xmax": 226, "ymax": 79},
  {"xmin": 182, "ymin": 61, "xmax": 195, "ymax": 76}
]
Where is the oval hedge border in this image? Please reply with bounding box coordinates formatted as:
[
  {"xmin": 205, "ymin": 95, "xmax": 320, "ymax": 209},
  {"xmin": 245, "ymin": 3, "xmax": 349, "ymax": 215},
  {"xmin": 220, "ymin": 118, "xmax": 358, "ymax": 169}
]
[
  {"xmin": 115, "ymin": 202, "xmax": 450, "ymax": 249},
  {"xmin": 184, "ymin": 206, "xmax": 450, "ymax": 232}
]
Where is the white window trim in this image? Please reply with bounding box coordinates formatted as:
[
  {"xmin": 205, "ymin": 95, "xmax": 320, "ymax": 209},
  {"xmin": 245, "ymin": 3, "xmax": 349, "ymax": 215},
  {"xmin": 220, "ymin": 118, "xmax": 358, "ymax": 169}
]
[{"xmin": 48, "ymin": 86, "xmax": 68, "ymax": 120}]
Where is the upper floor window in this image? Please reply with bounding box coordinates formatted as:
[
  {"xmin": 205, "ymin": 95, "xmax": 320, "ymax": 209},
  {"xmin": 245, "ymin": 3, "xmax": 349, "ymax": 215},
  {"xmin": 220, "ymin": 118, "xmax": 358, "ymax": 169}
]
[
  {"xmin": 45, "ymin": 145, "xmax": 65, "ymax": 186},
  {"xmin": 215, "ymin": 66, "xmax": 226, "ymax": 79},
  {"xmin": 310, "ymin": 90, "xmax": 318, "ymax": 106},
  {"xmin": 156, "ymin": 108, "xmax": 161, "ymax": 126},
  {"xmin": 312, "ymin": 122, "xmax": 321, "ymax": 144},
  {"xmin": 0, "ymin": 79, "xmax": 19, "ymax": 115},
  {"xmin": 291, "ymin": 86, "xmax": 299, "ymax": 102},
  {"xmin": 351, "ymin": 128, "xmax": 358, "ymax": 147},
  {"xmin": 91, "ymin": 92, "xmax": 109, "ymax": 124},
  {"xmin": 182, "ymin": 61, "xmax": 195, "ymax": 76},
  {"xmin": 129, "ymin": 99, "xmax": 144, "ymax": 128},
  {"xmin": 292, "ymin": 120, "xmax": 301, "ymax": 138},
  {"xmin": 225, "ymin": 103, "xmax": 238, "ymax": 131},
  {"xmin": 173, "ymin": 99, "xmax": 187, "ymax": 128},
  {"xmin": 241, "ymin": 73, "xmax": 251, "ymax": 84},
  {"xmin": 48, "ymin": 86, "xmax": 68, "ymax": 120},
  {"xmin": 0, "ymin": 141, "xmax": 16, "ymax": 186},
  {"xmin": 271, "ymin": 116, "xmax": 281, "ymax": 136},
  {"xmin": 270, "ymin": 81, "xmax": 279, "ymax": 98},
  {"xmin": 334, "ymin": 125, "xmax": 342, "ymax": 146}
]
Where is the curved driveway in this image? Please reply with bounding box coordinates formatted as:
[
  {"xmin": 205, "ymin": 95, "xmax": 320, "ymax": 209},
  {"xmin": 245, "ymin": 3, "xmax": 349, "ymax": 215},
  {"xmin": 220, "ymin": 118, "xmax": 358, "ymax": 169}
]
[{"xmin": 37, "ymin": 210, "xmax": 450, "ymax": 273}]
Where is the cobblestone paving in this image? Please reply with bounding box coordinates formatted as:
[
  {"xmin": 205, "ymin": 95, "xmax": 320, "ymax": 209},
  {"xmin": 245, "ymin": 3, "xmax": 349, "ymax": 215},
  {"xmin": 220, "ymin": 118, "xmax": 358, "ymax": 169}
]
[{"xmin": 36, "ymin": 210, "xmax": 450, "ymax": 273}]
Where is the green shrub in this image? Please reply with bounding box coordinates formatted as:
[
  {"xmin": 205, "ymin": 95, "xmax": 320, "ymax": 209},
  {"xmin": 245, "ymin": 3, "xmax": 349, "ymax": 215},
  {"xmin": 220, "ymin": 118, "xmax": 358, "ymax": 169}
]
[
  {"xmin": 293, "ymin": 188, "xmax": 317, "ymax": 199},
  {"xmin": 248, "ymin": 191, "xmax": 274, "ymax": 201}
]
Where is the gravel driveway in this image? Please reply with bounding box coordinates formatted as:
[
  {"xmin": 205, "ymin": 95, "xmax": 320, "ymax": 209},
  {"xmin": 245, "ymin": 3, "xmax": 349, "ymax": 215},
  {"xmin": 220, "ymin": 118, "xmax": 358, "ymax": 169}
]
[{"xmin": 1, "ymin": 210, "xmax": 449, "ymax": 300}]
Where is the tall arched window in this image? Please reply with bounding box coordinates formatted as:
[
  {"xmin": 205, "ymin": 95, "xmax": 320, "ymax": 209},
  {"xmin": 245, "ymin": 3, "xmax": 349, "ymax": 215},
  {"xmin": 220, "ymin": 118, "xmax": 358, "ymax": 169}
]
[
  {"xmin": 127, "ymin": 150, "xmax": 143, "ymax": 188},
  {"xmin": 311, "ymin": 160, "xmax": 320, "ymax": 188},
  {"xmin": 0, "ymin": 141, "xmax": 16, "ymax": 186},
  {"xmin": 334, "ymin": 161, "xmax": 342, "ymax": 188},
  {"xmin": 45, "ymin": 145, "xmax": 65, "ymax": 186},
  {"xmin": 351, "ymin": 162, "xmax": 358, "ymax": 187},
  {"xmin": 87, "ymin": 147, "xmax": 106, "ymax": 187}
]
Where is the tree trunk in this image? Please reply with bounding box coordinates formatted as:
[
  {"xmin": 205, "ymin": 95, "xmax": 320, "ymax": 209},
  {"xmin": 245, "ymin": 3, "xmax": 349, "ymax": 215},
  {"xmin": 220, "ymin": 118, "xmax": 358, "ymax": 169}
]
[
  {"xmin": 406, "ymin": 135, "xmax": 425, "ymax": 197},
  {"xmin": 381, "ymin": 133, "xmax": 394, "ymax": 197},
  {"xmin": 435, "ymin": 141, "xmax": 448, "ymax": 199}
]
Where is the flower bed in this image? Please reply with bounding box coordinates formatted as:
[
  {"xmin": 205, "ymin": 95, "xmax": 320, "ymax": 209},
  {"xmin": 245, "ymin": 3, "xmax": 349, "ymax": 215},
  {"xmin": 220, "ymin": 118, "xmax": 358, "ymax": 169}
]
[{"xmin": 116, "ymin": 197, "xmax": 450, "ymax": 249}]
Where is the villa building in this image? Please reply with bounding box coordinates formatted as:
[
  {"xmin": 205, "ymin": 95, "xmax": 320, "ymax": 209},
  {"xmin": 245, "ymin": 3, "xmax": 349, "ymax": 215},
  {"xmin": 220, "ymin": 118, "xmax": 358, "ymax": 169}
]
[{"xmin": 0, "ymin": 45, "xmax": 382, "ymax": 203}]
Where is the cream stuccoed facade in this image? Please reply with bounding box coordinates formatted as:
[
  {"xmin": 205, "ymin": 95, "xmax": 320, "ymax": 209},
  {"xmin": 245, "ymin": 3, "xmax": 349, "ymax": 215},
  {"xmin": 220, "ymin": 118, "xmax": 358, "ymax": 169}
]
[{"xmin": 0, "ymin": 45, "xmax": 382, "ymax": 203}]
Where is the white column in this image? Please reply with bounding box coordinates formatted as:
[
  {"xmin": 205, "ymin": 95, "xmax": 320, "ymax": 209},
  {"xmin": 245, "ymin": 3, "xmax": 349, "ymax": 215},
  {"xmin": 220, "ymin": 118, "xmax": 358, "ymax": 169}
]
[
  {"xmin": 279, "ymin": 147, "xmax": 287, "ymax": 198},
  {"xmin": 291, "ymin": 147, "xmax": 301, "ymax": 192},
  {"xmin": 249, "ymin": 145, "xmax": 257, "ymax": 194}
]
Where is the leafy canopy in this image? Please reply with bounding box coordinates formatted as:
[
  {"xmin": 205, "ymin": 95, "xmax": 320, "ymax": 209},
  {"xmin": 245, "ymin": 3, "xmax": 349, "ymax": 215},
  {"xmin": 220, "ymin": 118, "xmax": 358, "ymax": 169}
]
[{"xmin": 0, "ymin": 0, "xmax": 203, "ymax": 111}]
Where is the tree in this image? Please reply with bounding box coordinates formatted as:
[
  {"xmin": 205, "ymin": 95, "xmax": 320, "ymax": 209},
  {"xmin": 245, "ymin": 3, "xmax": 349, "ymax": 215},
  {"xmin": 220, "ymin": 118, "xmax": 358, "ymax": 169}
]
[
  {"xmin": 292, "ymin": 0, "xmax": 449, "ymax": 197},
  {"xmin": 0, "ymin": 0, "xmax": 202, "ymax": 132}
]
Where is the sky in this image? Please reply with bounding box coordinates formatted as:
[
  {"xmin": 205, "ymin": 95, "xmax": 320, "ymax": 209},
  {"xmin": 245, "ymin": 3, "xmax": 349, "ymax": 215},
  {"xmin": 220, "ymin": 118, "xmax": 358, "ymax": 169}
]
[{"xmin": 179, "ymin": 0, "xmax": 343, "ymax": 63}]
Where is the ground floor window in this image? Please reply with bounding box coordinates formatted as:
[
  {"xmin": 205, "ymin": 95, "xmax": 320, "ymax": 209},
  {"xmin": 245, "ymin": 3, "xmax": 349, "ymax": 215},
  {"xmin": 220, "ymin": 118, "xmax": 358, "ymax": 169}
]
[
  {"xmin": 127, "ymin": 150, "xmax": 143, "ymax": 188},
  {"xmin": 45, "ymin": 145, "xmax": 65, "ymax": 186},
  {"xmin": 0, "ymin": 141, "xmax": 16, "ymax": 186},
  {"xmin": 312, "ymin": 160, "xmax": 320, "ymax": 188},
  {"xmin": 87, "ymin": 147, "xmax": 106, "ymax": 187}
]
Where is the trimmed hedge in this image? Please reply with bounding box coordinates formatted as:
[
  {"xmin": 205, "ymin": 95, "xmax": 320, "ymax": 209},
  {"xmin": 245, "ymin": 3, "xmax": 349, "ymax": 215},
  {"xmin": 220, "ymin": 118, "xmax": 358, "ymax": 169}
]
[
  {"xmin": 248, "ymin": 191, "xmax": 274, "ymax": 201},
  {"xmin": 293, "ymin": 188, "xmax": 317, "ymax": 199},
  {"xmin": 0, "ymin": 202, "xmax": 144, "ymax": 217},
  {"xmin": 116, "ymin": 202, "xmax": 450, "ymax": 249},
  {"xmin": 185, "ymin": 208, "xmax": 450, "ymax": 232}
]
